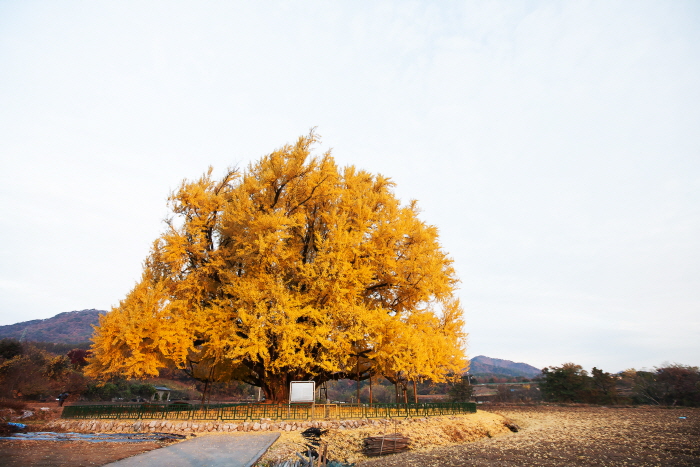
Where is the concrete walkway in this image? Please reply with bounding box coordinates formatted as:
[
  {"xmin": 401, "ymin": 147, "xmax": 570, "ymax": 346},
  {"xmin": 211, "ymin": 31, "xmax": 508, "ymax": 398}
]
[{"xmin": 106, "ymin": 432, "xmax": 280, "ymax": 467}]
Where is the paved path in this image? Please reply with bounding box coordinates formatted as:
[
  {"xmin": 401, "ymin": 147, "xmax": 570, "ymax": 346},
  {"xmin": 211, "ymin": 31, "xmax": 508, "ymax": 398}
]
[{"xmin": 106, "ymin": 432, "xmax": 280, "ymax": 467}]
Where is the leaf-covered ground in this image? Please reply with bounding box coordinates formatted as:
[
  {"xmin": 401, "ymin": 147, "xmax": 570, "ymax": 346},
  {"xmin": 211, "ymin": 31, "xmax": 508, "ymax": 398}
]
[
  {"xmin": 1, "ymin": 405, "xmax": 697, "ymax": 466},
  {"xmin": 256, "ymin": 411, "xmax": 511, "ymax": 465},
  {"xmin": 356, "ymin": 405, "xmax": 700, "ymax": 466}
]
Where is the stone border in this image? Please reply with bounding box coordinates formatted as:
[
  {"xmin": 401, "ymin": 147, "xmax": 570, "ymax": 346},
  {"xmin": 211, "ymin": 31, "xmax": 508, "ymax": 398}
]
[{"xmin": 47, "ymin": 417, "xmax": 436, "ymax": 434}]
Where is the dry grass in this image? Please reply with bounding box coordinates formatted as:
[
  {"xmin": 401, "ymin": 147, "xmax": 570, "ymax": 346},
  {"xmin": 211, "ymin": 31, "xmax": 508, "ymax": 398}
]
[
  {"xmin": 356, "ymin": 405, "xmax": 700, "ymax": 466},
  {"xmin": 257, "ymin": 412, "xmax": 511, "ymax": 465}
]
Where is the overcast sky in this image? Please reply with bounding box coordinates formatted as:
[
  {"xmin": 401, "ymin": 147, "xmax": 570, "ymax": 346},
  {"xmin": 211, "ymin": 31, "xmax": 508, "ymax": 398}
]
[{"xmin": 1, "ymin": 1, "xmax": 698, "ymax": 373}]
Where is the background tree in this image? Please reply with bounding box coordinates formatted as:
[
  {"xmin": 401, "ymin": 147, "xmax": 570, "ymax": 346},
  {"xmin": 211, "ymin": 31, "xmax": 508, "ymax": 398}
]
[
  {"xmin": 0, "ymin": 339, "xmax": 22, "ymax": 360},
  {"xmin": 630, "ymin": 369, "xmax": 665, "ymax": 405},
  {"xmin": 627, "ymin": 365, "xmax": 700, "ymax": 406},
  {"xmin": 540, "ymin": 363, "xmax": 590, "ymax": 403},
  {"xmin": 67, "ymin": 349, "xmax": 91, "ymax": 368},
  {"xmin": 448, "ymin": 375, "xmax": 474, "ymax": 402},
  {"xmin": 87, "ymin": 131, "xmax": 467, "ymax": 402},
  {"xmin": 654, "ymin": 365, "xmax": 700, "ymax": 406},
  {"xmin": 0, "ymin": 343, "xmax": 85, "ymax": 400},
  {"xmin": 82, "ymin": 380, "xmax": 157, "ymax": 402},
  {"xmin": 590, "ymin": 367, "xmax": 619, "ymax": 404}
]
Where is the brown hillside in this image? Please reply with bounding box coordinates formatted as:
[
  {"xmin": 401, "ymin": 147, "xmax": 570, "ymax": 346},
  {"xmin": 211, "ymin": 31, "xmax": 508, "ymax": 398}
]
[
  {"xmin": 470, "ymin": 355, "xmax": 542, "ymax": 379},
  {"xmin": 0, "ymin": 309, "xmax": 105, "ymax": 343}
]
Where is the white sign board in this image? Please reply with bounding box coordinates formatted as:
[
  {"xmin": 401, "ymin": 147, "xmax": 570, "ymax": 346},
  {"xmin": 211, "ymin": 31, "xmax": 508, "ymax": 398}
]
[{"xmin": 289, "ymin": 381, "xmax": 315, "ymax": 403}]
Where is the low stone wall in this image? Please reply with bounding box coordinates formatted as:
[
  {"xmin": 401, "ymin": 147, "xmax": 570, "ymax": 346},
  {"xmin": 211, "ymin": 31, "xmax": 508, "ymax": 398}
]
[{"xmin": 47, "ymin": 417, "xmax": 428, "ymax": 434}]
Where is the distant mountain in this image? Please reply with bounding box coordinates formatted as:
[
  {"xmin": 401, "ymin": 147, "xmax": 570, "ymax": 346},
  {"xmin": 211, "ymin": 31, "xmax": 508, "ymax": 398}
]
[
  {"xmin": 0, "ymin": 309, "xmax": 105, "ymax": 343},
  {"xmin": 469, "ymin": 355, "xmax": 542, "ymax": 379}
]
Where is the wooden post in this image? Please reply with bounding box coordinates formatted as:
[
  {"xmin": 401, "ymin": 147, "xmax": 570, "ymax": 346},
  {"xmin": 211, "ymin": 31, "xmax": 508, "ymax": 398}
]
[{"xmin": 413, "ymin": 380, "xmax": 418, "ymax": 404}]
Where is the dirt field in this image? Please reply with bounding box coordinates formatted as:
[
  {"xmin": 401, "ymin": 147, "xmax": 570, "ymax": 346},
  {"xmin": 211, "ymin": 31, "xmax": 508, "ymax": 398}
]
[
  {"xmin": 358, "ymin": 405, "xmax": 700, "ymax": 467},
  {"xmin": 0, "ymin": 440, "xmax": 165, "ymax": 467},
  {"xmin": 0, "ymin": 405, "xmax": 698, "ymax": 466},
  {"xmin": 0, "ymin": 402, "xmax": 172, "ymax": 467}
]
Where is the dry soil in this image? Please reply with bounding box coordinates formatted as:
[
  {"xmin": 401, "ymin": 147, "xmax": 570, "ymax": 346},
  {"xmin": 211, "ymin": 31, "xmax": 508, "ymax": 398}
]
[
  {"xmin": 357, "ymin": 405, "xmax": 700, "ymax": 467},
  {"xmin": 1, "ymin": 405, "xmax": 698, "ymax": 466}
]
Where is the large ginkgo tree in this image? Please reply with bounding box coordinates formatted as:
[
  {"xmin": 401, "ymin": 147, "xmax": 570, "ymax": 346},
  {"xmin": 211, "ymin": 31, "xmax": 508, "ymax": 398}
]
[{"xmin": 86, "ymin": 131, "xmax": 468, "ymax": 402}]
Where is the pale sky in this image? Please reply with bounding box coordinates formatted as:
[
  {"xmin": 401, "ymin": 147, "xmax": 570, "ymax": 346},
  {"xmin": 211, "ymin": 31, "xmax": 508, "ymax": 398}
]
[{"xmin": 1, "ymin": 1, "xmax": 698, "ymax": 374}]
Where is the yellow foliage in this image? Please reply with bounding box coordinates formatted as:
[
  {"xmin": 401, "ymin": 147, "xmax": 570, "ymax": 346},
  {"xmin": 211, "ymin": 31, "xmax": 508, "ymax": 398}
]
[{"xmin": 86, "ymin": 131, "xmax": 468, "ymax": 401}]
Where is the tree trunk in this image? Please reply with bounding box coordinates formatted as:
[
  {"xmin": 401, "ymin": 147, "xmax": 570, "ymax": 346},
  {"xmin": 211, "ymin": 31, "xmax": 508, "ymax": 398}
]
[
  {"xmin": 261, "ymin": 376, "xmax": 291, "ymax": 403},
  {"xmin": 201, "ymin": 380, "xmax": 209, "ymax": 405}
]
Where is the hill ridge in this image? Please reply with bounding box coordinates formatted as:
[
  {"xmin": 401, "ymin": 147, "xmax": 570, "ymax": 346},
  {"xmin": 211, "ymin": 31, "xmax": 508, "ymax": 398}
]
[
  {"xmin": 0, "ymin": 309, "xmax": 105, "ymax": 343},
  {"xmin": 469, "ymin": 355, "xmax": 542, "ymax": 379}
]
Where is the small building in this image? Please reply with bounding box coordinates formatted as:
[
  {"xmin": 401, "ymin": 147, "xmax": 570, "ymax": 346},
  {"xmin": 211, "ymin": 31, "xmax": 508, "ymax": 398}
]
[{"xmin": 153, "ymin": 386, "xmax": 172, "ymax": 402}]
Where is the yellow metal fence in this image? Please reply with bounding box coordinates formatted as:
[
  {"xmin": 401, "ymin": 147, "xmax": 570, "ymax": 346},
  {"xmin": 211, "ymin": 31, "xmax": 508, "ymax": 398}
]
[{"xmin": 61, "ymin": 402, "xmax": 476, "ymax": 421}]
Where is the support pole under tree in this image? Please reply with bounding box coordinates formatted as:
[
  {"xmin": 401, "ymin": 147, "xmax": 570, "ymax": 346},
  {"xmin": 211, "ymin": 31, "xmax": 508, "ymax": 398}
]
[
  {"xmin": 201, "ymin": 380, "xmax": 209, "ymax": 405},
  {"xmin": 200, "ymin": 365, "xmax": 216, "ymax": 406},
  {"xmin": 413, "ymin": 380, "xmax": 418, "ymax": 404},
  {"xmin": 319, "ymin": 382, "xmax": 328, "ymax": 403},
  {"xmin": 356, "ymin": 354, "xmax": 360, "ymax": 405}
]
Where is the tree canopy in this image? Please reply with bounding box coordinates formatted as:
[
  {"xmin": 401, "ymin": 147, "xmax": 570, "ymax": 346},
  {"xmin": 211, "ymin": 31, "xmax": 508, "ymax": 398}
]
[
  {"xmin": 86, "ymin": 131, "xmax": 467, "ymax": 402},
  {"xmin": 540, "ymin": 363, "xmax": 621, "ymax": 404}
]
